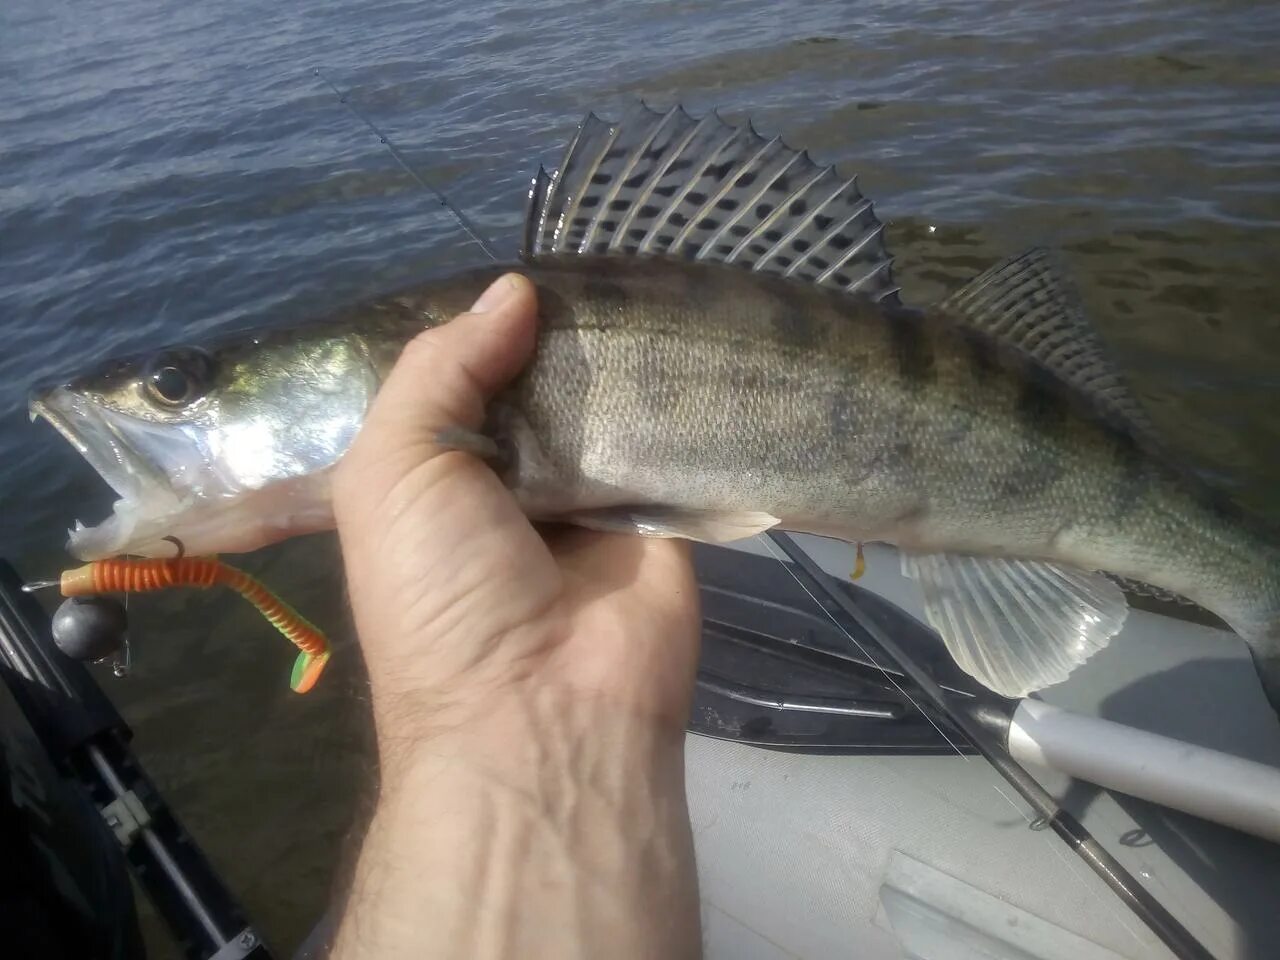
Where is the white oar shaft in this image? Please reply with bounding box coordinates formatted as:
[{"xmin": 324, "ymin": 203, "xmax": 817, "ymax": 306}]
[{"xmin": 1007, "ymin": 699, "xmax": 1280, "ymax": 844}]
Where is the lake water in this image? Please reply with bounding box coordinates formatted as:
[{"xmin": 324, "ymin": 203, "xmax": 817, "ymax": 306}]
[{"xmin": 2, "ymin": 0, "xmax": 1279, "ymax": 953}]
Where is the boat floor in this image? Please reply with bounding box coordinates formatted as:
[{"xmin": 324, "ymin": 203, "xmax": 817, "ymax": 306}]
[{"xmin": 685, "ymin": 536, "xmax": 1280, "ymax": 960}]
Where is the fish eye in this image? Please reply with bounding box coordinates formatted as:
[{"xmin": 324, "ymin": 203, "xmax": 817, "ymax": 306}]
[{"xmin": 143, "ymin": 348, "xmax": 215, "ymax": 408}]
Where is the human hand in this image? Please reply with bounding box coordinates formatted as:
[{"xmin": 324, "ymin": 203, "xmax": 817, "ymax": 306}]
[{"xmin": 330, "ymin": 274, "xmax": 703, "ymax": 960}]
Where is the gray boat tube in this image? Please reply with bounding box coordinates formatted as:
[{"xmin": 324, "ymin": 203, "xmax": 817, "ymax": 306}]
[{"xmin": 1006, "ymin": 698, "xmax": 1280, "ymax": 843}]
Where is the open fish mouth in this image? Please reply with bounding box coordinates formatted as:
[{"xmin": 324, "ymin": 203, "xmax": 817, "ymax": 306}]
[
  {"xmin": 30, "ymin": 388, "xmax": 155, "ymax": 503},
  {"xmin": 29, "ymin": 387, "xmax": 184, "ymax": 559}
]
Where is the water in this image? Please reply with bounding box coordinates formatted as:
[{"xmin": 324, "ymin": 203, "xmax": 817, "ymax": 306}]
[{"xmin": 2, "ymin": 0, "xmax": 1279, "ymax": 952}]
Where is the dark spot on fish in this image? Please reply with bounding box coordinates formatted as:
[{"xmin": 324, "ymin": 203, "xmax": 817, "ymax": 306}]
[
  {"xmin": 670, "ymin": 158, "xmax": 693, "ymax": 173},
  {"xmin": 762, "ymin": 229, "xmax": 781, "ymax": 243},
  {"xmin": 707, "ymin": 161, "xmax": 734, "ymax": 180},
  {"xmin": 960, "ymin": 327, "xmax": 998, "ymax": 378},
  {"xmin": 590, "ymin": 172, "xmax": 611, "ymax": 185},
  {"xmin": 583, "ymin": 279, "xmax": 628, "ymax": 313},
  {"xmin": 602, "ymin": 219, "xmax": 618, "ymax": 231},
  {"xmin": 628, "ymin": 228, "xmax": 646, "ymax": 241},
  {"xmin": 810, "ymin": 256, "xmax": 829, "ymax": 270},
  {"xmin": 1197, "ymin": 485, "xmax": 1247, "ymax": 526},
  {"xmin": 580, "ymin": 195, "xmax": 600, "ymax": 209},
  {"xmin": 738, "ymin": 171, "xmax": 758, "ymax": 187},
  {"xmin": 888, "ymin": 316, "xmax": 935, "ymax": 385},
  {"xmin": 535, "ymin": 285, "xmax": 572, "ymax": 323},
  {"xmin": 830, "ymin": 234, "xmax": 852, "ymax": 250},
  {"xmin": 793, "ymin": 238, "xmax": 811, "ymax": 252},
  {"xmin": 769, "ymin": 177, "xmax": 790, "ymax": 193},
  {"xmin": 669, "ymin": 211, "xmax": 689, "ymax": 227},
  {"xmin": 639, "ymin": 204, "xmax": 661, "ymax": 218},
  {"xmin": 604, "ymin": 146, "xmax": 626, "ymax": 161},
  {"xmin": 654, "ymin": 184, "xmax": 678, "ymax": 197},
  {"xmin": 834, "ymin": 273, "xmax": 852, "ymax": 286},
  {"xmin": 698, "ymin": 217, "xmax": 721, "ymax": 230},
  {"xmin": 755, "ymin": 203, "xmax": 774, "ymax": 218},
  {"xmin": 750, "ymin": 242, "xmax": 769, "ymax": 257},
  {"xmin": 999, "ymin": 457, "xmax": 1063, "ymax": 502},
  {"xmin": 688, "ymin": 190, "xmax": 708, "ymax": 205},
  {"xmin": 609, "ymin": 199, "xmax": 628, "ymax": 211},
  {"xmin": 814, "ymin": 214, "xmax": 833, "ymax": 230},
  {"xmin": 893, "ymin": 503, "xmax": 930, "ymax": 527},
  {"xmin": 770, "ymin": 300, "xmax": 819, "ymax": 349},
  {"xmin": 1108, "ymin": 429, "xmax": 1147, "ymax": 521},
  {"xmin": 1017, "ymin": 375, "xmax": 1068, "ymax": 434},
  {"xmin": 730, "ymin": 224, "xmax": 750, "ymax": 237},
  {"xmin": 789, "ymin": 198, "xmax": 809, "ymax": 216},
  {"xmin": 642, "ymin": 145, "xmax": 663, "ymax": 160},
  {"xmin": 716, "ymin": 244, "xmax": 734, "ymax": 256},
  {"xmin": 716, "ymin": 197, "xmax": 739, "ymax": 211},
  {"xmin": 623, "ymin": 173, "xmax": 647, "ymax": 189},
  {"xmin": 775, "ymin": 255, "xmax": 792, "ymax": 268},
  {"xmin": 856, "ymin": 101, "xmax": 883, "ymax": 111}
]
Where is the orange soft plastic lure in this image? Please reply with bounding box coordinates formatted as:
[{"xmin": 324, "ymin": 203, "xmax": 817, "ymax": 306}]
[{"xmin": 55, "ymin": 557, "xmax": 330, "ymax": 693}]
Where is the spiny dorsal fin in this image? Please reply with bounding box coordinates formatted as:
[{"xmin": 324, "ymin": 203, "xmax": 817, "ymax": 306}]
[
  {"xmin": 940, "ymin": 248, "xmax": 1155, "ymax": 439},
  {"xmin": 522, "ymin": 103, "xmax": 900, "ymax": 304}
]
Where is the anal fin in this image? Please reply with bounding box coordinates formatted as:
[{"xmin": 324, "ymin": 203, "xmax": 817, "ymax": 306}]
[
  {"xmin": 900, "ymin": 552, "xmax": 1128, "ymax": 698},
  {"xmin": 565, "ymin": 506, "xmax": 780, "ymax": 544}
]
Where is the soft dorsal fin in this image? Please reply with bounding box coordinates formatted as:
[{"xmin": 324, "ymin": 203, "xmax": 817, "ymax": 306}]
[
  {"xmin": 940, "ymin": 248, "xmax": 1155, "ymax": 439},
  {"xmin": 522, "ymin": 103, "xmax": 900, "ymax": 304}
]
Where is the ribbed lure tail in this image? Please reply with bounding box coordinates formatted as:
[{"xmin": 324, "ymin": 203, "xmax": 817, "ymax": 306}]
[{"xmin": 58, "ymin": 557, "xmax": 331, "ymax": 693}]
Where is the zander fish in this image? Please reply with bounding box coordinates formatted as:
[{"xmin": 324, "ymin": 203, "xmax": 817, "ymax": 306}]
[{"xmin": 29, "ymin": 105, "xmax": 1280, "ymax": 712}]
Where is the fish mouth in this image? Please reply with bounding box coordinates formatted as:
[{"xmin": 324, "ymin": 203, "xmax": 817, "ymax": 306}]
[
  {"xmin": 31, "ymin": 388, "xmax": 154, "ymax": 503},
  {"xmin": 29, "ymin": 387, "xmax": 182, "ymax": 558}
]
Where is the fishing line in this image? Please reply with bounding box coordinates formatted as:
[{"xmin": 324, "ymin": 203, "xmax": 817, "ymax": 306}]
[
  {"xmin": 313, "ymin": 67, "xmax": 499, "ymax": 263},
  {"xmin": 756, "ymin": 533, "xmax": 970, "ymax": 758}
]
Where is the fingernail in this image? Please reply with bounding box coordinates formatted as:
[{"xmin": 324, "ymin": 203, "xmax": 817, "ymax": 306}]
[{"xmin": 469, "ymin": 275, "xmax": 518, "ymax": 313}]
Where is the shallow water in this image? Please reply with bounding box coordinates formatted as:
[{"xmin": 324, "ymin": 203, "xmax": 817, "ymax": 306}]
[{"xmin": 2, "ymin": 0, "xmax": 1279, "ymax": 952}]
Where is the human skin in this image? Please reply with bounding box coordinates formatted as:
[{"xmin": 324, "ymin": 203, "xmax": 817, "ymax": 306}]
[{"xmin": 329, "ymin": 273, "xmax": 704, "ymax": 960}]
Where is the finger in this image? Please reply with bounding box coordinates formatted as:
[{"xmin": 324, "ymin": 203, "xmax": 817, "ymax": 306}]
[{"xmin": 363, "ymin": 272, "xmax": 538, "ymax": 448}]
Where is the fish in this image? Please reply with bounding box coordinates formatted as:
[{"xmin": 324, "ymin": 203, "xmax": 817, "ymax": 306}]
[{"xmin": 29, "ymin": 103, "xmax": 1280, "ymax": 714}]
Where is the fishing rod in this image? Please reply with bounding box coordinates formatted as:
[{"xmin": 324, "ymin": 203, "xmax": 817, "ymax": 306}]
[
  {"xmin": 314, "ymin": 74, "xmax": 1220, "ymax": 960},
  {"xmin": 761, "ymin": 532, "xmax": 1217, "ymax": 960},
  {"xmin": 313, "ymin": 68, "xmax": 499, "ymax": 262}
]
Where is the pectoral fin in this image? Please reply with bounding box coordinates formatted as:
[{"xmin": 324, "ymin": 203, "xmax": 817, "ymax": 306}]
[
  {"xmin": 565, "ymin": 506, "xmax": 780, "ymax": 544},
  {"xmin": 900, "ymin": 552, "xmax": 1128, "ymax": 698}
]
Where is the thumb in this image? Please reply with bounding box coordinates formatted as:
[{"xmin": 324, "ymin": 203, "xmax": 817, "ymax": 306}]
[{"xmin": 362, "ymin": 272, "xmax": 539, "ymax": 448}]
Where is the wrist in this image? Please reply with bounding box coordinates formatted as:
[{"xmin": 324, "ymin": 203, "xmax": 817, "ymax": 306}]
[{"xmin": 334, "ymin": 684, "xmax": 701, "ymax": 960}]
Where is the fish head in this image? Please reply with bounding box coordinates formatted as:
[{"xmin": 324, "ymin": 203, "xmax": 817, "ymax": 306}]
[{"xmin": 30, "ymin": 327, "xmax": 379, "ymax": 560}]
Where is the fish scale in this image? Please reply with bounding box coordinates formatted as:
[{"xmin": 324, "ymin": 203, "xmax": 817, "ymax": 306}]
[{"xmin": 28, "ymin": 105, "xmax": 1280, "ymax": 717}]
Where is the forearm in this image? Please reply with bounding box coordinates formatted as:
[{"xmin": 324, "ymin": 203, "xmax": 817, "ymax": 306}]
[{"xmin": 331, "ymin": 686, "xmax": 702, "ymax": 960}]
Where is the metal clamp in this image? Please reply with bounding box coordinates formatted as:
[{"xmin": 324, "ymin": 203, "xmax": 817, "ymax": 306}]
[
  {"xmin": 100, "ymin": 789, "xmax": 151, "ymax": 846},
  {"xmin": 210, "ymin": 928, "xmax": 262, "ymax": 960}
]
